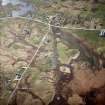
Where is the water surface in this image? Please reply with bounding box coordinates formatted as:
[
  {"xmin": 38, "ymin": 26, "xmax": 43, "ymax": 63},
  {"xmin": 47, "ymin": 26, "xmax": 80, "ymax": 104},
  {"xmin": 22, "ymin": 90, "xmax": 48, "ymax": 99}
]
[{"xmin": 1, "ymin": 0, "xmax": 36, "ymax": 17}]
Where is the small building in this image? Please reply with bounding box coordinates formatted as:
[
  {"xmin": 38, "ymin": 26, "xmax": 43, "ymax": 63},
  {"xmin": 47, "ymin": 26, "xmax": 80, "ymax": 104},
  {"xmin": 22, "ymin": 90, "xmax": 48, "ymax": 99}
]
[{"xmin": 99, "ymin": 29, "xmax": 105, "ymax": 37}]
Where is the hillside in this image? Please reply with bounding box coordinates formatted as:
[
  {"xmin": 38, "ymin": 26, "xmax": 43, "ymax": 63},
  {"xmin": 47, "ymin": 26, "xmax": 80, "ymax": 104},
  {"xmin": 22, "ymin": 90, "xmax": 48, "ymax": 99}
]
[{"xmin": 0, "ymin": 0, "xmax": 105, "ymax": 105}]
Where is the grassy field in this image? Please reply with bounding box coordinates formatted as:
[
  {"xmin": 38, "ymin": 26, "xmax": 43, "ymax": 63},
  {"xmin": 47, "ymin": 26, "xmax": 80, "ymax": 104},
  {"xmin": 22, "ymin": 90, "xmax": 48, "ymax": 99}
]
[{"xmin": 1, "ymin": 1, "xmax": 105, "ymax": 105}]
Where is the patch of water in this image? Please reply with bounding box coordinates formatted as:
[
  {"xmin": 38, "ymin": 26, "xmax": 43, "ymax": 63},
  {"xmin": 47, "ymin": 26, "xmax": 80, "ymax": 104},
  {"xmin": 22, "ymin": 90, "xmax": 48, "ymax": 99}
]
[
  {"xmin": 11, "ymin": 2, "xmax": 34, "ymax": 17},
  {"xmin": 1, "ymin": 0, "xmax": 36, "ymax": 17},
  {"xmin": 1, "ymin": 0, "xmax": 20, "ymax": 6}
]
